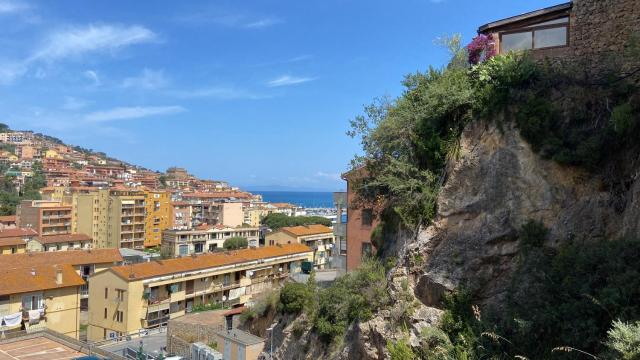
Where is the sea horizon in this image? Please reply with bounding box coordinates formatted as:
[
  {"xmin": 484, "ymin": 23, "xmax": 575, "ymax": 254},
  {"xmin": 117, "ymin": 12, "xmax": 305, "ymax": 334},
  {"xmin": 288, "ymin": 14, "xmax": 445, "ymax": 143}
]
[{"xmin": 249, "ymin": 190, "xmax": 337, "ymax": 208}]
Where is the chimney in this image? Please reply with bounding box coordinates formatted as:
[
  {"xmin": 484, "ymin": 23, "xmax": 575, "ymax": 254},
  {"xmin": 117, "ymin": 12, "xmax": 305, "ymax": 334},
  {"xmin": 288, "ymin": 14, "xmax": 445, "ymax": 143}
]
[{"xmin": 55, "ymin": 267, "xmax": 63, "ymax": 285}]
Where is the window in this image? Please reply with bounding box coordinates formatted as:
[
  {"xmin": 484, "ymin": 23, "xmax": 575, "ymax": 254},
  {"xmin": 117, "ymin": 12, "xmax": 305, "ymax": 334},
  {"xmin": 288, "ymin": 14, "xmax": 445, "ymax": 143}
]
[
  {"xmin": 116, "ymin": 310, "xmax": 124, "ymax": 323},
  {"xmin": 104, "ymin": 287, "xmax": 109, "ymax": 299},
  {"xmin": 11, "ymin": 247, "xmax": 16, "ymax": 254},
  {"xmin": 361, "ymin": 209, "xmax": 373, "ymax": 227},
  {"xmin": 22, "ymin": 294, "xmax": 43, "ymax": 310},
  {"xmin": 116, "ymin": 289, "xmax": 125, "ymax": 301},
  {"xmin": 208, "ymin": 244, "xmax": 218, "ymax": 252},
  {"xmin": 104, "ymin": 308, "xmax": 108, "ymax": 319},
  {"xmin": 500, "ymin": 16, "xmax": 568, "ymax": 53}
]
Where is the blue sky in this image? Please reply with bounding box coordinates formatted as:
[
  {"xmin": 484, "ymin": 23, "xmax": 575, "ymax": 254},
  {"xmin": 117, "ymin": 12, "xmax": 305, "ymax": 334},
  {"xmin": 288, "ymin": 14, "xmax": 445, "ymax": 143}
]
[{"xmin": 0, "ymin": 0, "xmax": 561, "ymax": 191}]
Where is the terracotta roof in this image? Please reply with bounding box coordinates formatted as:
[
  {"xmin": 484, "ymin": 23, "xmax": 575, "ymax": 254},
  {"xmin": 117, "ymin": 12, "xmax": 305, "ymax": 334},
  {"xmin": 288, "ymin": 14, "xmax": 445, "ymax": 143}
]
[
  {"xmin": 110, "ymin": 243, "xmax": 312, "ymax": 281},
  {"xmin": 0, "ymin": 237, "xmax": 27, "ymax": 247},
  {"xmin": 182, "ymin": 191, "xmax": 252, "ymax": 200},
  {"xmin": 0, "ymin": 215, "xmax": 16, "ymax": 223},
  {"xmin": 37, "ymin": 233, "xmax": 92, "ymax": 244},
  {"xmin": 0, "ymin": 228, "xmax": 38, "ymax": 238},
  {"xmin": 0, "ymin": 264, "xmax": 85, "ymax": 296},
  {"xmin": 281, "ymin": 224, "xmax": 333, "ymax": 237},
  {"xmin": 270, "ymin": 203, "xmax": 295, "ymax": 208},
  {"xmin": 0, "ymin": 248, "xmax": 123, "ymax": 270}
]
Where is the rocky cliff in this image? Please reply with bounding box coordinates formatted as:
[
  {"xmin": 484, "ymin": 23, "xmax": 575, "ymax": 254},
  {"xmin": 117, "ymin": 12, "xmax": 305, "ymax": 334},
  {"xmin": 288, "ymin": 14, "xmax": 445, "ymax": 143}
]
[{"xmin": 269, "ymin": 109, "xmax": 640, "ymax": 359}]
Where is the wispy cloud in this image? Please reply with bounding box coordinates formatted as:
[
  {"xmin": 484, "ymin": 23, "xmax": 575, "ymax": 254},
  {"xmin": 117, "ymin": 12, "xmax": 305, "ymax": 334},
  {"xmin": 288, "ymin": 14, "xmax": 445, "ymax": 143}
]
[
  {"xmin": 29, "ymin": 24, "xmax": 157, "ymax": 62},
  {"xmin": 84, "ymin": 105, "xmax": 185, "ymax": 123},
  {"xmin": 83, "ymin": 69, "xmax": 101, "ymax": 86},
  {"xmin": 252, "ymin": 54, "xmax": 313, "ymax": 68},
  {"xmin": 244, "ymin": 17, "xmax": 282, "ymax": 29},
  {"xmin": 0, "ymin": 0, "xmax": 29, "ymax": 15},
  {"xmin": 170, "ymin": 86, "xmax": 268, "ymax": 100},
  {"xmin": 61, "ymin": 96, "xmax": 88, "ymax": 110},
  {"xmin": 121, "ymin": 68, "xmax": 168, "ymax": 90},
  {"xmin": 267, "ymin": 75, "xmax": 315, "ymax": 87},
  {"xmin": 176, "ymin": 9, "xmax": 281, "ymax": 30}
]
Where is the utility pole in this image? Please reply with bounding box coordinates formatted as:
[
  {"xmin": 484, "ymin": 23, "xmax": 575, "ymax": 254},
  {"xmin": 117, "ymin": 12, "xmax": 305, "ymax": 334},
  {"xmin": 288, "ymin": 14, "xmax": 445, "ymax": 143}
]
[{"xmin": 266, "ymin": 322, "xmax": 277, "ymax": 360}]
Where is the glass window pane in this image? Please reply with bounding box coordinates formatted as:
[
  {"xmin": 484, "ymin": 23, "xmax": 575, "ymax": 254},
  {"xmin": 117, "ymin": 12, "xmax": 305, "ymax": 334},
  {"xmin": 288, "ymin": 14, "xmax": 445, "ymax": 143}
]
[
  {"xmin": 534, "ymin": 27, "xmax": 567, "ymax": 48},
  {"xmin": 502, "ymin": 32, "xmax": 532, "ymax": 52}
]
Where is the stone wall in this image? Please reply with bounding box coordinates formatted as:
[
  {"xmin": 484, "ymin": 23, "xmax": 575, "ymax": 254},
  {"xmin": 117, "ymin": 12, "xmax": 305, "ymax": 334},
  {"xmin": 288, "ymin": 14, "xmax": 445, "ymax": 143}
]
[
  {"xmin": 569, "ymin": 0, "xmax": 640, "ymax": 78},
  {"xmin": 166, "ymin": 319, "xmax": 223, "ymax": 356}
]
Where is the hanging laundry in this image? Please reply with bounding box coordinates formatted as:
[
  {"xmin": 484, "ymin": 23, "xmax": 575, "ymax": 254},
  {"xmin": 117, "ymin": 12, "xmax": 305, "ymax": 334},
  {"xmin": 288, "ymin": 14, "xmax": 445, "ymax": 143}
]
[
  {"xmin": 2, "ymin": 312, "xmax": 22, "ymax": 327},
  {"xmin": 28, "ymin": 310, "xmax": 40, "ymax": 325}
]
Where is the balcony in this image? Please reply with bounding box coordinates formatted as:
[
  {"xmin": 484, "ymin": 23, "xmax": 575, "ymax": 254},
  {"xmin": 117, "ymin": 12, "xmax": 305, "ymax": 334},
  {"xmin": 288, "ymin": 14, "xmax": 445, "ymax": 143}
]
[{"xmin": 147, "ymin": 296, "xmax": 170, "ymax": 305}]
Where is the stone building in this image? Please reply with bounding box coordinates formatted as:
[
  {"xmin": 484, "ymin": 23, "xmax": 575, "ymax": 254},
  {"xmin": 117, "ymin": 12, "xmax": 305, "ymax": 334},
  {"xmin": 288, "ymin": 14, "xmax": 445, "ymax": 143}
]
[{"xmin": 479, "ymin": 0, "xmax": 640, "ymax": 77}]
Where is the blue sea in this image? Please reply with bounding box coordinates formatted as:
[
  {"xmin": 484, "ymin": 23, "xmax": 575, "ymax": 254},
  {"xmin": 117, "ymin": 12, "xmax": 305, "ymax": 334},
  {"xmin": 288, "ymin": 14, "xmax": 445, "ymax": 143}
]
[{"xmin": 252, "ymin": 191, "xmax": 334, "ymax": 208}]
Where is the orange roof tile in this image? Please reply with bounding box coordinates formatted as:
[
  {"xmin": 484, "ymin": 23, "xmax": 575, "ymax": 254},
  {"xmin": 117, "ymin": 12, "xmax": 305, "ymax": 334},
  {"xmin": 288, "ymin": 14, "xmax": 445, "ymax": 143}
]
[
  {"xmin": 37, "ymin": 233, "xmax": 92, "ymax": 245},
  {"xmin": 0, "ymin": 237, "xmax": 27, "ymax": 247},
  {"xmin": 281, "ymin": 224, "xmax": 333, "ymax": 237},
  {"xmin": 182, "ymin": 191, "xmax": 252, "ymax": 200},
  {"xmin": 0, "ymin": 248, "xmax": 122, "ymax": 270},
  {"xmin": 0, "ymin": 215, "xmax": 16, "ymax": 223},
  {"xmin": 0, "ymin": 228, "xmax": 38, "ymax": 238},
  {"xmin": 110, "ymin": 243, "xmax": 312, "ymax": 281},
  {"xmin": 0, "ymin": 264, "xmax": 85, "ymax": 296}
]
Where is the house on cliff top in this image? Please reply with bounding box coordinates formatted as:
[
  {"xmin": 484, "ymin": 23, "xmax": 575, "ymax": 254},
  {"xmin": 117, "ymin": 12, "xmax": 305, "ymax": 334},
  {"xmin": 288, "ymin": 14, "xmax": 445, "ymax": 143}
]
[{"xmin": 478, "ymin": 0, "xmax": 640, "ymax": 75}]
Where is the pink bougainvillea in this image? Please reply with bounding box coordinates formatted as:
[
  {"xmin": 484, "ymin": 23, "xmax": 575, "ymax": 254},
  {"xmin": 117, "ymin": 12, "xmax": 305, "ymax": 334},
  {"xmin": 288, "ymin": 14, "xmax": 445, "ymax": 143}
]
[{"xmin": 467, "ymin": 34, "xmax": 496, "ymax": 65}]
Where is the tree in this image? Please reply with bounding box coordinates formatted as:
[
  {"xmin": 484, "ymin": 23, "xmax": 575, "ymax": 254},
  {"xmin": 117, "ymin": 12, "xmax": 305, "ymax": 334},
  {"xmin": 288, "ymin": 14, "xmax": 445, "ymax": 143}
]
[
  {"xmin": 223, "ymin": 237, "xmax": 248, "ymax": 250},
  {"xmin": 0, "ymin": 123, "xmax": 9, "ymax": 133},
  {"xmin": 279, "ymin": 283, "xmax": 311, "ymax": 314},
  {"xmin": 261, "ymin": 213, "xmax": 332, "ymax": 230}
]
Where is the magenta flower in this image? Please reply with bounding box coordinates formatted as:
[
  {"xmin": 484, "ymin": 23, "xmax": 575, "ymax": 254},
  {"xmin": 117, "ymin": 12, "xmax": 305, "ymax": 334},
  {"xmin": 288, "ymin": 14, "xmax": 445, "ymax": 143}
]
[{"xmin": 467, "ymin": 34, "xmax": 496, "ymax": 65}]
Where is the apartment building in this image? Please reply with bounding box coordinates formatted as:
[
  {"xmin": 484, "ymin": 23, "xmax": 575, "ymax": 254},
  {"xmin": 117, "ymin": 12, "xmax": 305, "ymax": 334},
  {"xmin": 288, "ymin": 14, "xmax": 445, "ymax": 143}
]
[
  {"xmin": 17, "ymin": 200, "xmax": 72, "ymax": 236},
  {"xmin": 86, "ymin": 244, "xmax": 313, "ymax": 341},
  {"xmin": 161, "ymin": 225, "xmax": 261, "ymax": 258},
  {"xmin": 75, "ymin": 188, "xmax": 146, "ymax": 249},
  {"xmin": 171, "ymin": 201, "xmax": 192, "ymax": 229},
  {"xmin": 0, "ymin": 228, "xmax": 38, "ymax": 254},
  {"xmin": 266, "ymin": 224, "xmax": 335, "ymax": 269},
  {"xmin": 193, "ymin": 202, "xmax": 244, "ymax": 228},
  {"xmin": 144, "ymin": 189, "xmax": 171, "ymax": 248},
  {"xmin": 0, "ymin": 131, "xmax": 34, "ymax": 144},
  {"xmin": 243, "ymin": 207, "xmax": 267, "ymax": 227},
  {"xmin": 332, "ymin": 192, "xmax": 348, "ymax": 272},
  {"xmin": 0, "ymin": 264, "xmax": 83, "ymax": 338}
]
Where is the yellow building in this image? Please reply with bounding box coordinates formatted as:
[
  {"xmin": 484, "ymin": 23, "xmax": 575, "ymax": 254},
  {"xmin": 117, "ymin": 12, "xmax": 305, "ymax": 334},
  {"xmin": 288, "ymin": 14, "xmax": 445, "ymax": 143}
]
[
  {"xmin": 266, "ymin": 224, "xmax": 335, "ymax": 269},
  {"xmin": 0, "ymin": 264, "xmax": 83, "ymax": 338},
  {"xmin": 0, "ymin": 249, "xmax": 124, "ymax": 310},
  {"xmin": 0, "ymin": 228, "xmax": 39, "ymax": 254},
  {"xmin": 75, "ymin": 188, "xmax": 147, "ymax": 249},
  {"xmin": 144, "ymin": 189, "xmax": 171, "ymax": 248},
  {"xmin": 86, "ymin": 244, "xmax": 312, "ymax": 342},
  {"xmin": 243, "ymin": 207, "xmax": 269, "ymax": 227},
  {"xmin": 44, "ymin": 149, "xmax": 63, "ymax": 159}
]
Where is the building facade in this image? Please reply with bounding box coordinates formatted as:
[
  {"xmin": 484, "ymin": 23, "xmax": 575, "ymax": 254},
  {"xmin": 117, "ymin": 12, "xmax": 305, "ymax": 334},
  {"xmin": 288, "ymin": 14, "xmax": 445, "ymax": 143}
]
[
  {"xmin": 0, "ymin": 228, "xmax": 39, "ymax": 254},
  {"xmin": 266, "ymin": 224, "xmax": 335, "ymax": 269},
  {"xmin": 161, "ymin": 225, "xmax": 260, "ymax": 258},
  {"xmin": 342, "ymin": 169, "xmax": 380, "ymax": 271},
  {"xmin": 17, "ymin": 200, "xmax": 72, "ymax": 236},
  {"xmin": 144, "ymin": 189, "xmax": 171, "ymax": 248},
  {"xmin": 86, "ymin": 244, "xmax": 312, "ymax": 341}
]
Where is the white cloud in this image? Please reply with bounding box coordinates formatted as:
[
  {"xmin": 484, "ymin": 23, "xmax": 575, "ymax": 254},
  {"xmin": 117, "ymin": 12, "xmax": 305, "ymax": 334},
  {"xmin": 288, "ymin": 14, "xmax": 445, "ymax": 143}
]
[
  {"xmin": 61, "ymin": 96, "xmax": 87, "ymax": 110},
  {"xmin": 29, "ymin": 24, "xmax": 157, "ymax": 62},
  {"xmin": 121, "ymin": 68, "xmax": 168, "ymax": 90},
  {"xmin": 244, "ymin": 18, "xmax": 282, "ymax": 29},
  {"xmin": 267, "ymin": 75, "xmax": 315, "ymax": 87},
  {"xmin": 84, "ymin": 105, "xmax": 185, "ymax": 122},
  {"xmin": 83, "ymin": 70, "xmax": 101, "ymax": 86},
  {"xmin": 0, "ymin": 0, "xmax": 28, "ymax": 14},
  {"xmin": 170, "ymin": 86, "xmax": 267, "ymax": 100}
]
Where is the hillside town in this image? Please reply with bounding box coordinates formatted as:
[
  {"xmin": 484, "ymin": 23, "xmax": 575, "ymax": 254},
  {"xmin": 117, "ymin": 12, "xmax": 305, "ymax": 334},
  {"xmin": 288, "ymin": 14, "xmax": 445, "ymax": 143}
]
[{"xmin": 0, "ymin": 126, "xmax": 358, "ymax": 359}]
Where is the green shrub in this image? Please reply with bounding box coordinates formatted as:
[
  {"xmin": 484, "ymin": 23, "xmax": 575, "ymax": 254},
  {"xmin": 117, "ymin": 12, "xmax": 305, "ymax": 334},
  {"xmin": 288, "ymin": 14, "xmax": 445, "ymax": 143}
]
[
  {"xmin": 223, "ymin": 237, "xmax": 248, "ymax": 250},
  {"xmin": 387, "ymin": 338, "xmax": 415, "ymax": 360},
  {"xmin": 518, "ymin": 219, "xmax": 548, "ymax": 249},
  {"xmin": 605, "ymin": 320, "xmax": 640, "ymax": 360},
  {"xmin": 279, "ymin": 283, "xmax": 310, "ymax": 314},
  {"xmin": 611, "ymin": 103, "xmax": 635, "ymax": 135},
  {"xmin": 261, "ymin": 213, "xmax": 332, "ymax": 230}
]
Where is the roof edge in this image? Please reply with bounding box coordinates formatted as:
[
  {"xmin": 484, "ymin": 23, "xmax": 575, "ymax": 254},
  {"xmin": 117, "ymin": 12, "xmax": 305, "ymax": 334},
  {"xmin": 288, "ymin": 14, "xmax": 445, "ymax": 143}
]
[{"xmin": 478, "ymin": 2, "xmax": 572, "ymax": 33}]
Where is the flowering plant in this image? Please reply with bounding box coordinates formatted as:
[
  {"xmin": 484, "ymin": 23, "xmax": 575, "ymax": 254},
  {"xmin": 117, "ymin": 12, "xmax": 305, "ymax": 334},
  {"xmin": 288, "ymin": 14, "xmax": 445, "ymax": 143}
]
[{"xmin": 467, "ymin": 34, "xmax": 496, "ymax": 65}]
